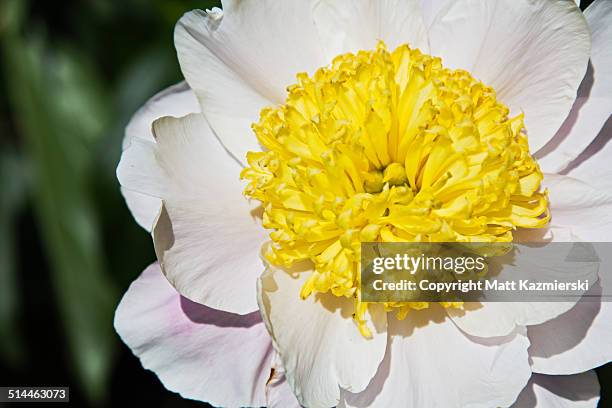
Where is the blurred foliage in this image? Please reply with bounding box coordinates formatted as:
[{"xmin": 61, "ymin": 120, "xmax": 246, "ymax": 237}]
[
  {"xmin": 2, "ymin": 23, "xmax": 118, "ymax": 402},
  {"xmin": 0, "ymin": 0, "xmax": 217, "ymax": 403},
  {"xmin": 0, "ymin": 150, "xmax": 27, "ymax": 366}
]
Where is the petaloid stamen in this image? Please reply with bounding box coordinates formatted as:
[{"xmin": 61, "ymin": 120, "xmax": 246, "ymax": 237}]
[{"xmin": 241, "ymin": 42, "xmax": 549, "ymax": 336}]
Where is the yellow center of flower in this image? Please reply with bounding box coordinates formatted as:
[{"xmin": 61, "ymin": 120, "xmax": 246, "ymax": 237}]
[{"xmin": 241, "ymin": 43, "xmax": 549, "ymax": 336}]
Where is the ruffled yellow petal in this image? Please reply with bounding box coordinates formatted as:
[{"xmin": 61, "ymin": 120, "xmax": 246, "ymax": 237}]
[{"xmin": 241, "ymin": 42, "xmax": 548, "ymax": 335}]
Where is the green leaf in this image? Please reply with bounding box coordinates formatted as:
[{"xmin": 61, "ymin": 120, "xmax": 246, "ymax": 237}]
[{"xmin": 1, "ymin": 20, "xmax": 118, "ymax": 403}]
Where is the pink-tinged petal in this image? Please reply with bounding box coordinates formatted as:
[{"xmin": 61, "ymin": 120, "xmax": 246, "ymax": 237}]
[
  {"xmin": 427, "ymin": 0, "xmax": 590, "ymax": 152},
  {"xmin": 174, "ymin": 1, "xmax": 327, "ymax": 164},
  {"xmin": 266, "ymin": 352, "xmax": 301, "ymax": 408},
  {"xmin": 340, "ymin": 308, "xmax": 531, "ymax": 408},
  {"xmin": 266, "ymin": 373, "xmax": 301, "ymax": 408},
  {"xmin": 538, "ymin": 0, "xmax": 612, "ymax": 173},
  {"xmin": 114, "ymin": 263, "xmax": 273, "ymax": 407},
  {"xmin": 117, "ymin": 113, "xmax": 267, "ymax": 314},
  {"xmin": 511, "ymin": 372, "xmax": 599, "ymax": 408},
  {"xmin": 119, "ymin": 82, "xmax": 199, "ymax": 231},
  {"xmin": 312, "ymin": 0, "xmax": 429, "ymax": 59},
  {"xmin": 257, "ymin": 264, "xmax": 387, "ymax": 408}
]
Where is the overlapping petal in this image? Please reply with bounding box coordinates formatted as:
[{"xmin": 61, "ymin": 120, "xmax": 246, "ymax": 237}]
[
  {"xmin": 122, "ymin": 82, "xmax": 199, "ymax": 149},
  {"xmin": 447, "ymin": 242, "xmax": 598, "ymax": 338},
  {"xmin": 538, "ymin": 0, "xmax": 612, "ymax": 173},
  {"xmin": 117, "ymin": 113, "xmax": 267, "ymax": 314},
  {"xmin": 258, "ymin": 264, "xmax": 387, "ymax": 408},
  {"xmin": 312, "ymin": 0, "xmax": 429, "ymax": 59},
  {"xmin": 340, "ymin": 308, "xmax": 531, "ymax": 408},
  {"xmin": 543, "ymin": 173, "xmax": 612, "ymax": 241},
  {"xmin": 114, "ymin": 263, "xmax": 273, "ymax": 406},
  {"xmin": 426, "ymin": 0, "xmax": 591, "ymax": 152},
  {"xmin": 174, "ymin": 1, "xmax": 326, "ymax": 164},
  {"xmin": 565, "ymin": 120, "xmax": 612, "ymax": 192},
  {"xmin": 529, "ymin": 299, "xmax": 612, "ymax": 375},
  {"xmin": 527, "ymin": 241, "xmax": 612, "ymax": 376},
  {"xmin": 448, "ymin": 302, "xmax": 578, "ymax": 339},
  {"xmin": 266, "ymin": 352, "xmax": 302, "ymax": 408},
  {"xmin": 511, "ymin": 372, "xmax": 599, "ymax": 408},
  {"xmin": 120, "ymin": 82, "xmax": 199, "ymax": 231}
]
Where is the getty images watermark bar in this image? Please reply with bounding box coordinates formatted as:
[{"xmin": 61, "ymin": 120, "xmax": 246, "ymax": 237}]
[{"xmin": 360, "ymin": 242, "xmax": 610, "ymax": 303}]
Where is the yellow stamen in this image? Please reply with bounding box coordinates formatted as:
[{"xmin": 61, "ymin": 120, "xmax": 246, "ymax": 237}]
[{"xmin": 241, "ymin": 42, "xmax": 549, "ymax": 335}]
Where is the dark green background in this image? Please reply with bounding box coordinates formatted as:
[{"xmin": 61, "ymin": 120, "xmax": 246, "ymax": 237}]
[{"xmin": 0, "ymin": 0, "xmax": 608, "ymax": 406}]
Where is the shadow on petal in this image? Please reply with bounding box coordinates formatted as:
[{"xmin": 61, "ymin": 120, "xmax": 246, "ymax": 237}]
[
  {"xmin": 180, "ymin": 296, "xmax": 262, "ymax": 328},
  {"xmin": 512, "ymin": 372, "xmax": 600, "ymax": 407},
  {"xmin": 528, "ymin": 282, "xmax": 602, "ymax": 359},
  {"xmin": 535, "ymin": 62, "xmax": 594, "ymax": 160},
  {"xmin": 562, "ymin": 114, "xmax": 612, "ymax": 175}
]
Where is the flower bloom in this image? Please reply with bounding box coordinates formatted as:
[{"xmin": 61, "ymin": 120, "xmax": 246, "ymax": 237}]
[{"xmin": 115, "ymin": 1, "xmax": 612, "ymax": 407}]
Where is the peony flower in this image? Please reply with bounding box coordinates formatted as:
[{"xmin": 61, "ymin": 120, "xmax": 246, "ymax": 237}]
[{"xmin": 115, "ymin": 0, "xmax": 612, "ymax": 407}]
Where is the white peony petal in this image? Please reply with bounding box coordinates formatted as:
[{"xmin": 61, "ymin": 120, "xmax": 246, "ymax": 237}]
[
  {"xmin": 418, "ymin": 0, "xmax": 453, "ymax": 30},
  {"xmin": 544, "ymin": 173, "xmax": 612, "ymax": 241},
  {"xmin": 448, "ymin": 302, "xmax": 578, "ymax": 339},
  {"xmin": 511, "ymin": 372, "xmax": 600, "ymax": 408},
  {"xmin": 122, "ymin": 82, "xmax": 199, "ymax": 149},
  {"xmin": 526, "ymin": 173, "xmax": 612, "ymax": 375},
  {"xmin": 266, "ymin": 373, "xmax": 301, "ymax": 408},
  {"xmin": 312, "ymin": 0, "xmax": 429, "ymax": 60},
  {"xmin": 528, "ymin": 298, "xmax": 612, "ymax": 375},
  {"xmin": 565, "ymin": 119, "xmax": 612, "ymax": 193},
  {"xmin": 114, "ymin": 263, "xmax": 273, "ymax": 407},
  {"xmin": 266, "ymin": 352, "xmax": 301, "ymax": 408},
  {"xmin": 427, "ymin": 0, "xmax": 590, "ymax": 152},
  {"xmin": 561, "ymin": 0, "xmax": 612, "ymax": 186},
  {"xmin": 537, "ymin": 0, "xmax": 612, "ymax": 173},
  {"xmin": 257, "ymin": 264, "xmax": 387, "ymax": 408},
  {"xmin": 528, "ymin": 241, "xmax": 612, "ymax": 376},
  {"xmin": 119, "ymin": 82, "xmax": 199, "ymax": 231},
  {"xmin": 447, "ymin": 242, "xmax": 598, "ymax": 338},
  {"xmin": 174, "ymin": 1, "xmax": 327, "ymax": 164},
  {"xmin": 120, "ymin": 187, "xmax": 161, "ymax": 233},
  {"xmin": 117, "ymin": 113, "xmax": 267, "ymax": 314},
  {"xmin": 340, "ymin": 308, "xmax": 531, "ymax": 408}
]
